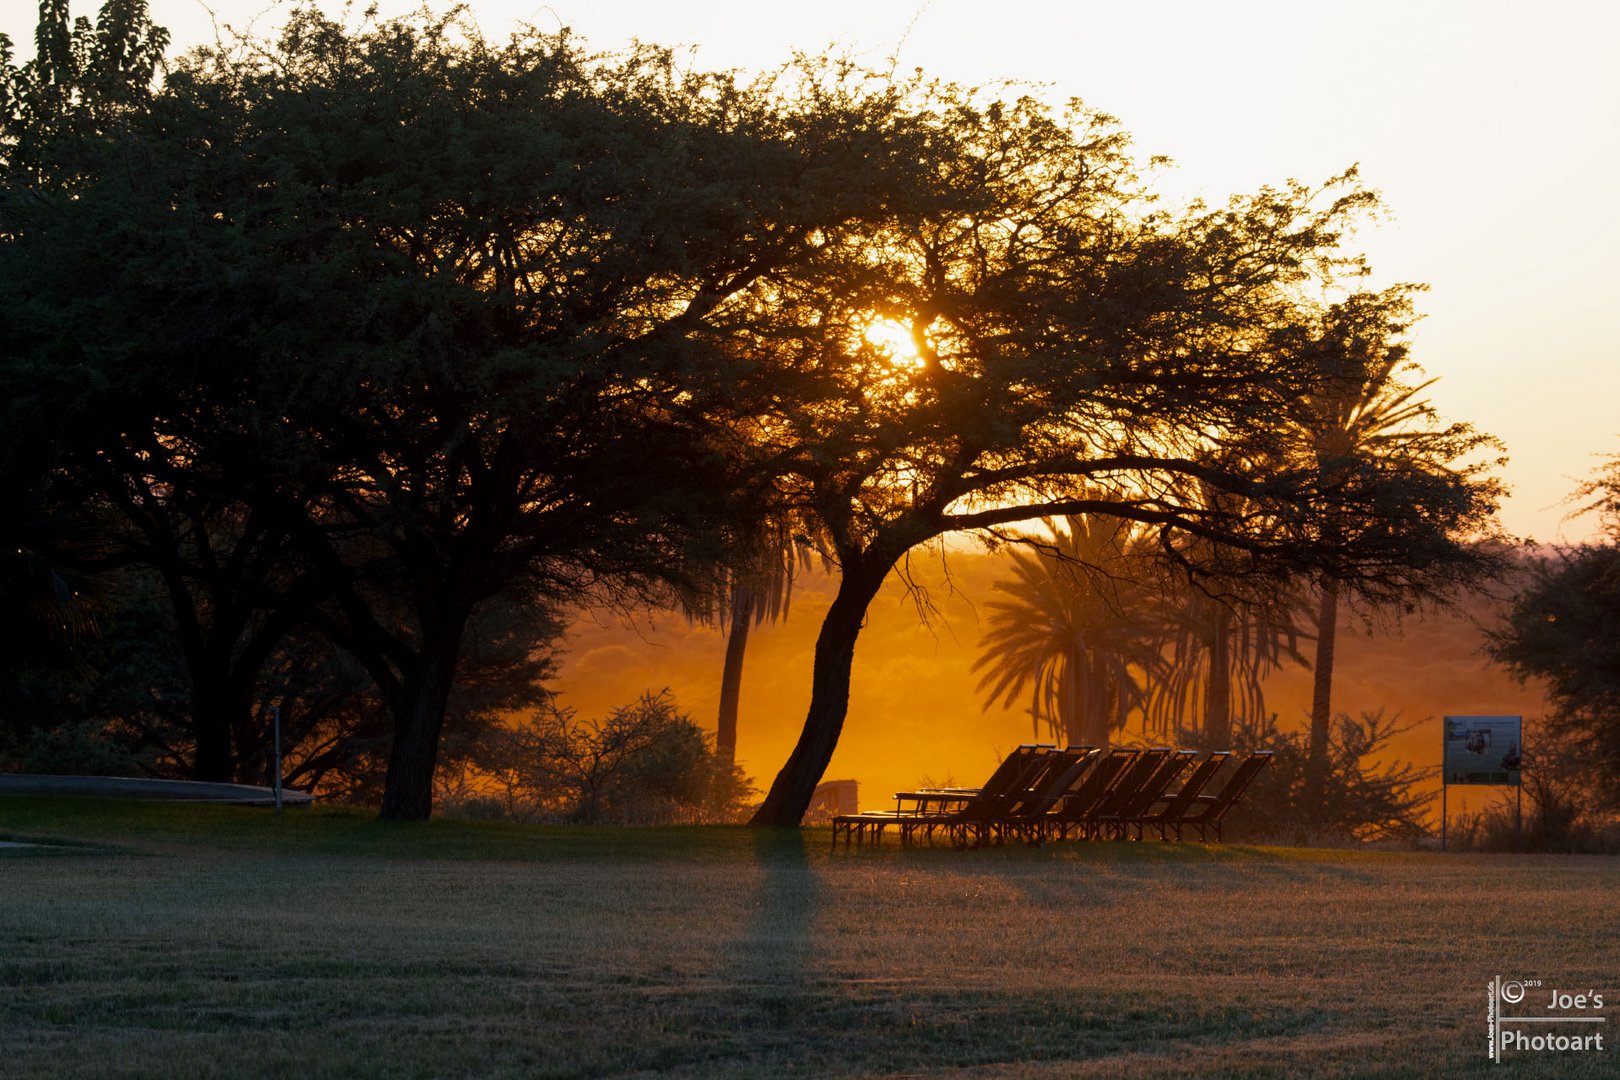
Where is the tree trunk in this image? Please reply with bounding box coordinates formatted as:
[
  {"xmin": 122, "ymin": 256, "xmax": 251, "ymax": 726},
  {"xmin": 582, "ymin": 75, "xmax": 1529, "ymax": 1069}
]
[
  {"xmin": 191, "ymin": 674, "xmax": 238, "ymax": 782},
  {"xmin": 715, "ymin": 584, "xmax": 755, "ymax": 773},
  {"xmin": 377, "ymin": 612, "xmax": 470, "ymax": 821},
  {"xmin": 1304, "ymin": 574, "xmax": 1340, "ymax": 819},
  {"xmin": 1085, "ymin": 655, "xmax": 1112, "ymax": 751},
  {"xmin": 1061, "ymin": 652, "xmax": 1078, "ymax": 746},
  {"xmin": 749, "ymin": 559, "xmax": 890, "ymax": 827},
  {"xmin": 1204, "ymin": 609, "xmax": 1233, "ymax": 749}
]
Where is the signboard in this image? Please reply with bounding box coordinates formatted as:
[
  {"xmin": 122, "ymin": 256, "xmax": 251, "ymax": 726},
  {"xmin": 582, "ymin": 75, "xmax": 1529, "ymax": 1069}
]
[{"xmin": 1443, "ymin": 716, "xmax": 1522, "ymax": 786}]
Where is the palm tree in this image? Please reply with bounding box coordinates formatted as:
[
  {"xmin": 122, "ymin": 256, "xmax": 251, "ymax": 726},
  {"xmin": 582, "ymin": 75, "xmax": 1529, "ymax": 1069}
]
[
  {"xmin": 683, "ymin": 524, "xmax": 827, "ymax": 774},
  {"xmin": 1142, "ymin": 474, "xmax": 1312, "ymax": 749},
  {"xmin": 1147, "ymin": 579, "xmax": 1311, "ymax": 749},
  {"xmin": 972, "ymin": 516, "xmax": 1166, "ymax": 748},
  {"xmin": 1286, "ymin": 287, "xmax": 1442, "ymax": 812}
]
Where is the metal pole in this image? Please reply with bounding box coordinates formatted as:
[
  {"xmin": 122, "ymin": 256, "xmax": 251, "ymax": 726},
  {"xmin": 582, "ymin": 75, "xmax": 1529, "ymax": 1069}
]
[
  {"xmin": 1441, "ymin": 779, "xmax": 1447, "ymax": 853},
  {"xmin": 1516, "ymin": 723, "xmax": 1524, "ymax": 852},
  {"xmin": 1516, "ymin": 782, "xmax": 1522, "ymax": 854},
  {"xmin": 272, "ymin": 704, "xmax": 283, "ymax": 815}
]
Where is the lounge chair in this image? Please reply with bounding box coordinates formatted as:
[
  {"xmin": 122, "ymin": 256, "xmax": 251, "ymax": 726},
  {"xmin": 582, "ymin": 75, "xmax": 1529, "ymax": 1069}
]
[
  {"xmin": 1067, "ymin": 747, "xmax": 1171, "ymax": 840},
  {"xmin": 1129, "ymin": 751, "xmax": 1230, "ymax": 841},
  {"xmin": 1094, "ymin": 748, "xmax": 1197, "ymax": 840},
  {"xmin": 1044, "ymin": 747, "xmax": 1140, "ymax": 841},
  {"xmin": 984, "ymin": 745, "xmax": 1099, "ymax": 846},
  {"xmin": 830, "ymin": 745, "xmax": 1050, "ymax": 848},
  {"xmin": 1167, "ymin": 750, "xmax": 1273, "ymax": 842}
]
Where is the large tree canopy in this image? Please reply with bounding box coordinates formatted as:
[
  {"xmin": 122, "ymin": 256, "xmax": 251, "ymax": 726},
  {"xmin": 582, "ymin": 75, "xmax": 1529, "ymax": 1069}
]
[
  {"xmin": 3, "ymin": 7, "xmax": 1505, "ymax": 823},
  {"xmin": 713, "ymin": 85, "xmax": 1503, "ymax": 823},
  {"xmin": 3, "ymin": 9, "xmax": 915, "ymax": 817}
]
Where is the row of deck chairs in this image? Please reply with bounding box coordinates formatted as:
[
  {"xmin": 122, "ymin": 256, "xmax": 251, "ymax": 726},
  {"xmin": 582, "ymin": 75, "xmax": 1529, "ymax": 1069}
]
[{"xmin": 830, "ymin": 744, "xmax": 1271, "ymax": 849}]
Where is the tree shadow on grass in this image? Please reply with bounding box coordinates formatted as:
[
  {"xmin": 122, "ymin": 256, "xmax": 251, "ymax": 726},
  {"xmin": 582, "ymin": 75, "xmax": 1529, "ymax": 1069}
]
[{"xmin": 736, "ymin": 828, "xmax": 817, "ymax": 992}]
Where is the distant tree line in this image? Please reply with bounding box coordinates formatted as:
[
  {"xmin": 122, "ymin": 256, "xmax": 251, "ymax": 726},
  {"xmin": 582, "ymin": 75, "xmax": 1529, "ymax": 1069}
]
[{"xmin": 3, "ymin": 2, "xmax": 1517, "ymax": 825}]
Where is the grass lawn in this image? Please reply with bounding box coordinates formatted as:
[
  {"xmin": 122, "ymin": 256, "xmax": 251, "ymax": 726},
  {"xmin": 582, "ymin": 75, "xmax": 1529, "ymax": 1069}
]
[{"xmin": 1, "ymin": 797, "xmax": 1615, "ymax": 1079}]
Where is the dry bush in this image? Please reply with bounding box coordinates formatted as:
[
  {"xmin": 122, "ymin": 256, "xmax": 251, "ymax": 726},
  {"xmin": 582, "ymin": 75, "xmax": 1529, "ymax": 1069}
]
[{"xmin": 442, "ymin": 690, "xmax": 754, "ymax": 824}]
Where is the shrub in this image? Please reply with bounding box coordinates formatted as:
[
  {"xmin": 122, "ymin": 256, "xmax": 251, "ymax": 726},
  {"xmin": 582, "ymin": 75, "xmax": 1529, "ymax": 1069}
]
[
  {"xmin": 477, "ymin": 691, "xmax": 754, "ymax": 824},
  {"xmin": 1216, "ymin": 709, "xmax": 1433, "ymax": 844},
  {"xmin": 8, "ymin": 719, "xmax": 152, "ymax": 777}
]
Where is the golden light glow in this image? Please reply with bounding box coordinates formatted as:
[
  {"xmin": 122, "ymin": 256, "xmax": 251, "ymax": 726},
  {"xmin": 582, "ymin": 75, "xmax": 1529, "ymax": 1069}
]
[{"xmin": 860, "ymin": 316, "xmax": 927, "ymax": 370}]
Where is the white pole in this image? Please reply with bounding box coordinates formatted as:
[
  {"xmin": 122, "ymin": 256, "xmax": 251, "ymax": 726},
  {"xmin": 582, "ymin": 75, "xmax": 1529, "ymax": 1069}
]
[{"xmin": 272, "ymin": 704, "xmax": 283, "ymax": 815}]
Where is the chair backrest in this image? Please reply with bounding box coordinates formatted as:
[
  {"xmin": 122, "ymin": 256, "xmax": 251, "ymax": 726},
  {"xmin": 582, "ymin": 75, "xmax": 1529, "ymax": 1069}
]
[
  {"xmin": 1005, "ymin": 746, "xmax": 1098, "ymax": 820},
  {"xmin": 1116, "ymin": 749, "xmax": 1197, "ymax": 819},
  {"xmin": 1052, "ymin": 748, "xmax": 1137, "ymax": 820},
  {"xmin": 1200, "ymin": 751, "xmax": 1274, "ymax": 825},
  {"xmin": 1089, "ymin": 747, "xmax": 1171, "ymax": 819},
  {"xmin": 1152, "ymin": 751, "xmax": 1231, "ymax": 820},
  {"xmin": 975, "ymin": 744, "xmax": 1047, "ymax": 796},
  {"xmin": 956, "ymin": 746, "xmax": 1055, "ymax": 821}
]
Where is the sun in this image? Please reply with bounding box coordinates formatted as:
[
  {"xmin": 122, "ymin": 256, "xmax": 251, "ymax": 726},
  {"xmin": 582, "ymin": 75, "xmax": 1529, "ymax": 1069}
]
[{"xmin": 860, "ymin": 316, "xmax": 927, "ymax": 369}]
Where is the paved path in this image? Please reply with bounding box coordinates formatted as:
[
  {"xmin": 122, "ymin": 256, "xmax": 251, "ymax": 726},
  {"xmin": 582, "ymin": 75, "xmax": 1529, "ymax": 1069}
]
[{"xmin": 0, "ymin": 774, "xmax": 314, "ymax": 806}]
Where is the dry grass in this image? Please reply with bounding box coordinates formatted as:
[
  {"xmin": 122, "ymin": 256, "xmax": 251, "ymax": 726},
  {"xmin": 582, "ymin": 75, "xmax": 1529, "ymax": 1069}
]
[{"xmin": 1, "ymin": 797, "xmax": 1616, "ymax": 1078}]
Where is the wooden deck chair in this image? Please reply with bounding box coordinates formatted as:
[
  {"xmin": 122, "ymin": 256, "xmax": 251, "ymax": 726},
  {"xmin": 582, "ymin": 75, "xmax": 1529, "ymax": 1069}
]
[
  {"xmin": 1074, "ymin": 747, "xmax": 1171, "ymax": 841},
  {"xmin": 830, "ymin": 744, "xmax": 1043, "ymax": 848},
  {"xmin": 1044, "ymin": 748, "xmax": 1139, "ymax": 841},
  {"xmin": 939, "ymin": 747, "xmax": 1075, "ymax": 848},
  {"xmin": 1096, "ymin": 748, "xmax": 1197, "ymax": 840},
  {"xmin": 1135, "ymin": 751, "xmax": 1231, "ymax": 841},
  {"xmin": 1170, "ymin": 750, "xmax": 1273, "ymax": 842},
  {"xmin": 831, "ymin": 745, "xmax": 1050, "ymax": 848},
  {"xmin": 984, "ymin": 745, "xmax": 1099, "ymax": 846}
]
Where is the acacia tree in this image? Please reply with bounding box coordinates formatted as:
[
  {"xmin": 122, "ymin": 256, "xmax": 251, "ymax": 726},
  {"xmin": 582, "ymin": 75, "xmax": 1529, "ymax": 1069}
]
[{"xmin": 726, "ymin": 86, "xmax": 1503, "ymax": 825}]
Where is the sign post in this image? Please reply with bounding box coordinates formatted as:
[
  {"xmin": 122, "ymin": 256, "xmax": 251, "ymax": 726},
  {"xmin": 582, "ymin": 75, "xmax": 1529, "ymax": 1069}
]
[
  {"xmin": 1441, "ymin": 715, "xmax": 1522, "ymax": 851},
  {"xmin": 271, "ymin": 704, "xmax": 283, "ymax": 815}
]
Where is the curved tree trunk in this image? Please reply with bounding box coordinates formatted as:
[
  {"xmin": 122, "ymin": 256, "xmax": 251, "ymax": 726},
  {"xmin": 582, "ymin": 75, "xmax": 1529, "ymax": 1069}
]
[
  {"xmin": 715, "ymin": 584, "xmax": 755, "ymax": 773},
  {"xmin": 749, "ymin": 558, "xmax": 890, "ymax": 827},
  {"xmin": 1304, "ymin": 574, "xmax": 1340, "ymax": 819},
  {"xmin": 377, "ymin": 611, "xmax": 470, "ymax": 821}
]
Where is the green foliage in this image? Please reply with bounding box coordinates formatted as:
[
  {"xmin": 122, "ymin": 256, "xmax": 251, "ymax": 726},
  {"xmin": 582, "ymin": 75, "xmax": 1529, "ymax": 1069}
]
[
  {"xmin": 9, "ymin": 719, "xmax": 149, "ymax": 775},
  {"xmin": 3, "ymin": 6, "xmax": 848, "ymax": 815},
  {"xmin": 482, "ymin": 691, "xmax": 754, "ymax": 824},
  {"xmin": 0, "ymin": 0, "xmax": 169, "ymax": 182}
]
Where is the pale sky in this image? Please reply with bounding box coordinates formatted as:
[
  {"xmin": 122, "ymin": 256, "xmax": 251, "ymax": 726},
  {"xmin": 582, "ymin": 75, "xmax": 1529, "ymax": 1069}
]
[{"xmin": 8, "ymin": 0, "xmax": 1618, "ymax": 542}]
